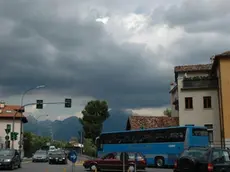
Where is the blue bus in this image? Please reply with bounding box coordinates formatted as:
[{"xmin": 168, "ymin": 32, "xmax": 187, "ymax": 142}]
[{"xmin": 95, "ymin": 125, "xmax": 209, "ymax": 167}]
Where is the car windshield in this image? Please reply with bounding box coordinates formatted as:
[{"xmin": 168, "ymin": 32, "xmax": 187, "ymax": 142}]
[
  {"xmin": 50, "ymin": 151, "xmax": 64, "ymax": 155},
  {"xmin": 181, "ymin": 149, "xmax": 209, "ymax": 160},
  {"xmin": 0, "ymin": 150, "xmax": 14, "ymax": 156},
  {"xmin": 35, "ymin": 151, "xmax": 46, "ymax": 155}
]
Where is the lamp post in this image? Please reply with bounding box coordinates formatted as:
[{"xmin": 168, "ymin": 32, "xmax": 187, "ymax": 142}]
[
  {"xmin": 36, "ymin": 114, "xmax": 48, "ymax": 136},
  {"xmin": 11, "ymin": 85, "xmax": 45, "ymax": 151}
]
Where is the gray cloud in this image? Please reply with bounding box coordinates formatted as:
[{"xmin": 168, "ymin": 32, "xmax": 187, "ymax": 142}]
[
  {"xmin": 0, "ymin": 0, "xmax": 230, "ymax": 111},
  {"xmin": 0, "ymin": 0, "xmax": 170, "ymax": 109}
]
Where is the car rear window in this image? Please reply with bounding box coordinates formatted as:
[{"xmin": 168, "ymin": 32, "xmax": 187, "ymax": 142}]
[
  {"xmin": 181, "ymin": 149, "xmax": 209, "ymax": 161},
  {"xmin": 128, "ymin": 153, "xmax": 144, "ymax": 160}
]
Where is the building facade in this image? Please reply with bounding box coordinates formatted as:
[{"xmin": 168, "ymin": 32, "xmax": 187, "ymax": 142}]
[
  {"xmin": 170, "ymin": 64, "xmax": 220, "ymax": 144},
  {"xmin": 211, "ymin": 51, "xmax": 230, "ymax": 147},
  {"xmin": 0, "ymin": 102, "xmax": 28, "ymax": 151}
]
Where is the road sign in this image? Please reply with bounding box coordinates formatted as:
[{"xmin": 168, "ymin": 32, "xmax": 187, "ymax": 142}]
[
  {"xmin": 68, "ymin": 150, "xmax": 77, "ymax": 163},
  {"xmin": 5, "ymin": 129, "xmax": 10, "ymax": 134},
  {"xmin": 5, "ymin": 135, "xmax": 9, "ymax": 140}
]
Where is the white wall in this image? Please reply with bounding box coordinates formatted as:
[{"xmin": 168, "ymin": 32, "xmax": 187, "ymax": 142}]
[
  {"xmin": 176, "ymin": 72, "xmax": 220, "ymax": 144},
  {"xmin": 170, "ymin": 87, "xmax": 179, "ymax": 117},
  {"xmin": 0, "ymin": 119, "xmax": 23, "ymax": 150}
]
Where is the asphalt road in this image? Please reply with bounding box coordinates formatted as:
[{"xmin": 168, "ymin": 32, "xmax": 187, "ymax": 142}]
[{"xmin": 0, "ymin": 161, "xmax": 174, "ymax": 172}]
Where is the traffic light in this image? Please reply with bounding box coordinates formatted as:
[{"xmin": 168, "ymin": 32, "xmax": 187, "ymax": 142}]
[
  {"xmin": 5, "ymin": 140, "xmax": 10, "ymax": 148},
  {"xmin": 65, "ymin": 98, "xmax": 71, "ymax": 108},
  {"xmin": 10, "ymin": 132, "xmax": 18, "ymax": 141},
  {"xmin": 36, "ymin": 100, "xmax": 43, "ymax": 109}
]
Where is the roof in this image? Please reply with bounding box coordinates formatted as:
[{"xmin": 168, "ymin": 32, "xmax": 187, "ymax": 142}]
[
  {"xmin": 174, "ymin": 64, "xmax": 212, "ymax": 73},
  {"xmin": 0, "ymin": 105, "xmax": 27, "ymax": 123},
  {"xmin": 126, "ymin": 115, "xmax": 179, "ymax": 130},
  {"xmin": 212, "ymin": 51, "xmax": 230, "ymax": 71}
]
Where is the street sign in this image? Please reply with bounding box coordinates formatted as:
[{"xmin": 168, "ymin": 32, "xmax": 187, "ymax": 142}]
[
  {"xmin": 68, "ymin": 150, "xmax": 77, "ymax": 163},
  {"xmin": 5, "ymin": 136, "xmax": 9, "ymax": 140},
  {"xmin": 6, "ymin": 124, "xmax": 11, "ymax": 131},
  {"xmin": 5, "ymin": 129, "xmax": 10, "ymax": 134}
]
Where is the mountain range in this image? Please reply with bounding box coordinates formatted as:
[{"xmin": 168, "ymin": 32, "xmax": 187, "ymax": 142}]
[{"xmin": 24, "ymin": 109, "xmax": 132, "ymax": 141}]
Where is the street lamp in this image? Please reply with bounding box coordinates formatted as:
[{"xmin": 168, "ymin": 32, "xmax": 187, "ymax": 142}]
[
  {"xmin": 36, "ymin": 114, "xmax": 48, "ymax": 136},
  {"xmin": 11, "ymin": 85, "xmax": 46, "ymax": 150}
]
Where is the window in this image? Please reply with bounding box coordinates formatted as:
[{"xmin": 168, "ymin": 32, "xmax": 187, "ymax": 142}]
[
  {"xmin": 212, "ymin": 150, "xmax": 230, "ymax": 163},
  {"xmin": 204, "ymin": 124, "xmax": 213, "ymax": 142},
  {"xmin": 185, "ymin": 97, "xmax": 193, "ymax": 109},
  {"xmin": 101, "ymin": 128, "xmax": 187, "ymax": 144},
  {"xmin": 192, "ymin": 128, "xmax": 208, "ymax": 136},
  {"xmin": 203, "ymin": 96, "xmax": 212, "ymax": 108}
]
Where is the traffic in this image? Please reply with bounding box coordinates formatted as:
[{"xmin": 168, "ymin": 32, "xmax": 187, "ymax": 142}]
[{"xmin": 95, "ymin": 125, "xmax": 209, "ymax": 167}]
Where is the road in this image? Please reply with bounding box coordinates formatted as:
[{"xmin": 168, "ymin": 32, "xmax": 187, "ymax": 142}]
[{"xmin": 0, "ymin": 161, "xmax": 174, "ymax": 172}]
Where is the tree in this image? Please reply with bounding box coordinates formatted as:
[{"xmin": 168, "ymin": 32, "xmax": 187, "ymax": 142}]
[
  {"xmin": 80, "ymin": 100, "xmax": 110, "ymax": 142},
  {"xmin": 163, "ymin": 108, "xmax": 172, "ymax": 117}
]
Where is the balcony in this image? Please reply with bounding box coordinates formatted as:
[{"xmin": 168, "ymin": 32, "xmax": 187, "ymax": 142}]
[{"xmin": 182, "ymin": 76, "xmax": 218, "ymax": 90}]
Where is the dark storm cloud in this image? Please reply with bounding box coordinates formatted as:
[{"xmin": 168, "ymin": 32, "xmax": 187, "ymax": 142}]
[
  {"xmin": 159, "ymin": 0, "xmax": 230, "ymax": 34},
  {"xmin": 0, "ymin": 0, "xmax": 169, "ymax": 109}
]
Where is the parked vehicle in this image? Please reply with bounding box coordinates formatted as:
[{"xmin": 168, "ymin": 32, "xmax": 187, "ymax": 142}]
[
  {"xmin": 174, "ymin": 146, "xmax": 230, "ymax": 172},
  {"xmin": 83, "ymin": 152, "xmax": 146, "ymax": 171},
  {"xmin": 96, "ymin": 125, "xmax": 209, "ymax": 167},
  {"xmin": 32, "ymin": 150, "xmax": 48, "ymax": 162},
  {"xmin": 48, "ymin": 150, "xmax": 67, "ymax": 164},
  {"xmin": 0, "ymin": 149, "xmax": 21, "ymax": 170}
]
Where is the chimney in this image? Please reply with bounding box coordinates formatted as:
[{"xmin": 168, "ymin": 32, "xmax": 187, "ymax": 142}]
[
  {"xmin": 210, "ymin": 55, "xmax": 215, "ymax": 63},
  {"xmin": 0, "ymin": 101, "xmax": 5, "ymax": 109}
]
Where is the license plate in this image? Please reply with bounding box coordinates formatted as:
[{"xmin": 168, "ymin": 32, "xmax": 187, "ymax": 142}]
[{"xmin": 59, "ymin": 159, "xmax": 62, "ymax": 161}]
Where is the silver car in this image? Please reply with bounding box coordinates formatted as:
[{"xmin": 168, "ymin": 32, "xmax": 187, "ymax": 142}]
[{"xmin": 32, "ymin": 150, "xmax": 48, "ymax": 162}]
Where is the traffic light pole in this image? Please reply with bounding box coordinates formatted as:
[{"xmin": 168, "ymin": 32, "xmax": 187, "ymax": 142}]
[{"xmin": 11, "ymin": 101, "xmax": 67, "ymax": 149}]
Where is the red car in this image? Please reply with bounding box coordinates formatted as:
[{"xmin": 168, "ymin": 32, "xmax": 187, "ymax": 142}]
[{"xmin": 83, "ymin": 152, "xmax": 146, "ymax": 171}]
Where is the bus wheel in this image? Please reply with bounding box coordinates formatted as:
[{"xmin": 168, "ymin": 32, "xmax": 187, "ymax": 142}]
[{"xmin": 155, "ymin": 157, "xmax": 164, "ymax": 168}]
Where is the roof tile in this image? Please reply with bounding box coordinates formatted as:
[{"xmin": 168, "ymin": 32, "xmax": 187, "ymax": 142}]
[
  {"xmin": 0, "ymin": 105, "xmax": 27, "ymax": 122},
  {"xmin": 174, "ymin": 64, "xmax": 212, "ymax": 73},
  {"xmin": 126, "ymin": 115, "xmax": 179, "ymax": 130}
]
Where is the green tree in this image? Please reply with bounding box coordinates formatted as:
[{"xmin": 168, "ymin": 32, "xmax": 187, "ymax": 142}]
[
  {"xmin": 83, "ymin": 138, "xmax": 96, "ymax": 157},
  {"xmin": 163, "ymin": 108, "xmax": 172, "ymax": 117},
  {"xmin": 80, "ymin": 100, "xmax": 110, "ymax": 142}
]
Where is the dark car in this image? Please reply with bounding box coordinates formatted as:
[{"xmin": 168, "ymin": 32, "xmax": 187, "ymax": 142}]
[
  {"xmin": 83, "ymin": 152, "xmax": 146, "ymax": 171},
  {"xmin": 48, "ymin": 150, "xmax": 67, "ymax": 164},
  {"xmin": 174, "ymin": 147, "xmax": 230, "ymax": 172},
  {"xmin": 0, "ymin": 149, "xmax": 21, "ymax": 170},
  {"xmin": 32, "ymin": 150, "xmax": 48, "ymax": 162}
]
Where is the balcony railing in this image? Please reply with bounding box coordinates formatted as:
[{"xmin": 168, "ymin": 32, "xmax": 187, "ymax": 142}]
[{"xmin": 182, "ymin": 78, "xmax": 218, "ymax": 89}]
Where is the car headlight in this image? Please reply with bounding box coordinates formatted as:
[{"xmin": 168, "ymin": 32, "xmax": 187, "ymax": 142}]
[
  {"xmin": 49, "ymin": 157, "xmax": 52, "ymax": 159},
  {"xmin": 4, "ymin": 159, "xmax": 11, "ymax": 162},
  {"xmin": 63, "ymin": 157, "xmax": 65, "ymax": 159}
]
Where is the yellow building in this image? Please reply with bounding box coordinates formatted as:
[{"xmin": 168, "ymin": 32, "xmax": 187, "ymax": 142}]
[{"xmin": 212, "ymin": 51, "xmax": 230, "ymax": 147}]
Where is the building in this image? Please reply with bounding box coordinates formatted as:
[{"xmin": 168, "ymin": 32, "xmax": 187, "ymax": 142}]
[
  {"xmin": 170, "ymin": 51, "xmax": 230, "ymax": 147},
  {"xmin": 126, "ymin": 115, "xmax": 179, "ymax": 130},
  {"xmin": 0, "ymin": 102, "xmax": 28, "ymax": 150},
  {"xmin": 211, "ymin": 51, "xmax": 230, "ymax": 147}
]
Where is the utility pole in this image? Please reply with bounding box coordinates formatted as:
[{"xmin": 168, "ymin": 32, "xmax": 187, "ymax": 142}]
[{"xmin": 80, "ymin": 131, "xmax": 83, "ymax": 155}]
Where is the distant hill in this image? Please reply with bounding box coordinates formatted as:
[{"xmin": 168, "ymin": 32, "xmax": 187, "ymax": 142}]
[{"xmin": 24, "ymin": 109, "xmax": 131, "ymax": 141}]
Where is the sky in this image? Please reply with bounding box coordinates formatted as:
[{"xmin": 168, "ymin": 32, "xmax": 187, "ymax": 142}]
[{"xmin": 0, "ymin": 0, "xmax": 230, "ymax": 120}]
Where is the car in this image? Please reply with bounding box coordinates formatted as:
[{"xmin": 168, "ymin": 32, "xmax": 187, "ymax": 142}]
[
  {"xmin": 0, "ymin": 149, "xmax": 21, "ymax": 170},
  {"xmin": 32, "ymin": 150, "xmax": 48, "ymax": 162},
  {"xmin": 48, "ymin": 150, "xmax": 68, "ymax": 164},
  {"xmin": 174, "ymin": 146, "xmax": 230, "ymax": 172},
  {"xmin": 83, "ymin": 152, "xmax": 146, "ymax": 171}
]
